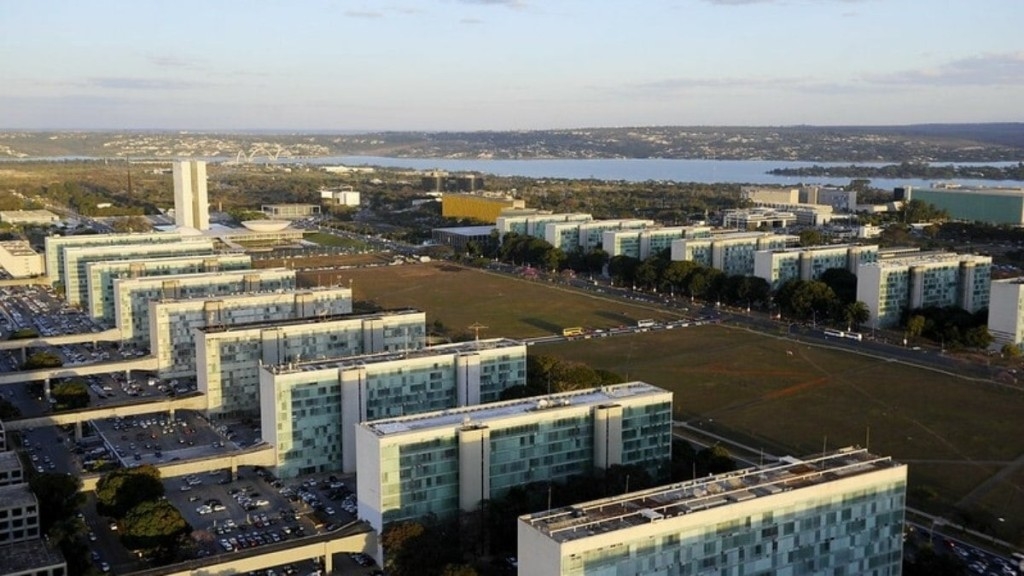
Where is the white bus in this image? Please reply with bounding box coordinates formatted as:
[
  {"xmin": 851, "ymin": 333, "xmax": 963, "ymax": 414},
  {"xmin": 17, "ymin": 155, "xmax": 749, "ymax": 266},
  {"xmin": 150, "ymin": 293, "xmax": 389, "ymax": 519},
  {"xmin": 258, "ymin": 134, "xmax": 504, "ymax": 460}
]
[{"xmin": 823, "ymin": 328, "xmax": 863, "ymax": 342}]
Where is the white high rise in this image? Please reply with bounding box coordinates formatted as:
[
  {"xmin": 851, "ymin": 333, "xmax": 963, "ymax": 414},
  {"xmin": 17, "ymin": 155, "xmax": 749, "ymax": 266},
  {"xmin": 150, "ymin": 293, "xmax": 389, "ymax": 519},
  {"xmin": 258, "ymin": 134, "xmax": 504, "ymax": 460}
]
[{"xmin": 172, "ymin": 160, "xmax": 210, "ymax": 231}]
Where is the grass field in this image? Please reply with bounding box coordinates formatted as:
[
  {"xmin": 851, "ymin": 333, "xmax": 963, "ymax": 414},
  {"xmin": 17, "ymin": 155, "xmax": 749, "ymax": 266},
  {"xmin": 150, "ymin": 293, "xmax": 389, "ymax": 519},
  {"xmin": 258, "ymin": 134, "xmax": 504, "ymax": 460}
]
[
  {"xmin": 333, "ymin": 262, "xmax": 1024, "ymax": 545},
  {"xmin": 302, "ymin": 232, "xmax": 372, "ymax": 249}
]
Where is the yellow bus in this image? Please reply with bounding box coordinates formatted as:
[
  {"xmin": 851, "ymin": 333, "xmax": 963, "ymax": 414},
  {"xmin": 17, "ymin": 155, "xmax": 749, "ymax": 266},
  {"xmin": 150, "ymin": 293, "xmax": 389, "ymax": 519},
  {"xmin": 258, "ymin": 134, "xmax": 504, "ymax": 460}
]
[{"xmin": 562, "ymin": 327, "xmax": 584, "ymax": 337}]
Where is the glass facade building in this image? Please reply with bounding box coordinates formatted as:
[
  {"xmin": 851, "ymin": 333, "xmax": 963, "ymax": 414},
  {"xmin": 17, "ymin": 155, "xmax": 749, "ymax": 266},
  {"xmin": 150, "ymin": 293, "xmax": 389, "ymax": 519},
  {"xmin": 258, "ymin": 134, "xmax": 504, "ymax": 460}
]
[
  {"xmin": 519, "ymin": 448, "xmax": 906, "ymax": 576},
  {"xmin": 44, "ymin": 231, "xmax": 184, "ymax": 285},
  {"xmin": 356, "ymin": 382, "xmax": 673, "ymax": 533},
  {"xmin": 603, "ymin": 226, "xmax": 712, "ymax": 260},
  {"xmin": 753, "ymin": 245, "xmax": 879, "ymax": 290},
  {"xmin": 261, "ymin": 338, "xmax": 526, "ymax": 478},
  {"xmin": 196, "ymin": 309, "xmax": 427, "ymax": 419},
  {"xmin": 672, "ymin": 233, "xmax": 798, "ymax": 277}
]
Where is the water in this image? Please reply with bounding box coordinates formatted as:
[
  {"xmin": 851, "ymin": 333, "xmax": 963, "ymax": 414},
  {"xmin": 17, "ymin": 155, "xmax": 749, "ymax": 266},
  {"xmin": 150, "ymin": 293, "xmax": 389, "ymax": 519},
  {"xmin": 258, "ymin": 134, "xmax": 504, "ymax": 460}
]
[{"xmin": 302, "ymin": 156, "xmax": 1024, "ymax": 190}]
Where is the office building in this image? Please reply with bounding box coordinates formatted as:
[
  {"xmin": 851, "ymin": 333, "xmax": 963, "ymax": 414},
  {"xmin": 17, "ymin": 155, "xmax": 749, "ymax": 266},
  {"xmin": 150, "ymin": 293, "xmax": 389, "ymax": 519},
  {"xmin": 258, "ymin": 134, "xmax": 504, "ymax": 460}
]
[
  {"xmin": 518, "ymin": 447, "xmax": 906, "ymax": 576},
  {"xmin": 740, "ymin": 187, "xmax": 801, "ymax": 205},
  {"xmin": 0, "ymin": 241, "xmax": 44, "ymax": 278},
  {"xmin": 988, "ymin": 278, "xmax": 1024, "ymax": 349},
  {"xmin": 196, "ymin": 309, "xmax": 427, "ymax": 420},
  {"xmin": 431, "ymin": 226, "xmax": 497, "ymax": 253},
  {"xmin": 320, "ymin": 187, "xmax": 361, "ymax": 207},
  {"xmin": 602, "ymin": 226, "xmax": 712, "ymax": 260},
  {"xmin": 906, "ymin": 185, "xmax": 1024, "ymax": 225},
  {"xmin": 0, "ymin": 210, "xmax": 60, "ymax": 226},
  {"xmin": 495, "ymin": 211, "xmax": 593, "ymax": 242},
  {"xmin": 356, "ymin": 382, "xmax": 673, "ymax": 533},
  {"xmin": 0, "ymin": 484, "xmax": 40, "ymax": 544},
  {"xmin": 172, "ymin": 160, "xmax": 210, "ymax": 231},
  {"xmin": 753, "ymin": 244, "xmax": 879, "ymax": 289},
  {"xmin": 87, "ymin": 252, "xmax": 252, "ymax": 325},
  {"xmin": 545, "ymin": 219, "xmax": 656, "ymax": 252},
  {"xmin": 261, "ymin": 338, "xmax": 526, "ymax": 478},
  {"xmin": 442, "ymin": 193, "xmax": 524, "ymax": 223},
  {"xmin": 150, "ymin": 287, "xmax": 352, "ymax": 378},
  {"xmin": 61, "ymin": 239, "xmax": 214, "ymax": 307},
  {"xmin": 730, "ymin": 204, "xmax": 833, "ymax": 227},
  {"xmin": 115, "ymin": 268, "xmax": 294, "ymax": 346},
  {"xmin": 261, "ymin": 204, "xmax": 321, "ymax": 220},
  {"xmin": 423, "ymin": 171, "xmax": 484, "ymax": 193},
  {"xmin": 857, "ymin": 252, "xmax": 992, "ymax": 328},
  {"xmin": 44, "ymin": 231, "xmax": 184, "ymax": 285},
  {"xmin": 0, "ymin": 452, "xmax": 22, "ymax": 487},
  {"xmin": 0, "ymin": 539, "xmax": 67, "ymax": 576},
  {"xmin": 808, "ymin": 187, "xmax": 858, "ymax": 212},
  {"xmin": 671, "ymin": 232, "xmax": 796, "ymax": 277}
]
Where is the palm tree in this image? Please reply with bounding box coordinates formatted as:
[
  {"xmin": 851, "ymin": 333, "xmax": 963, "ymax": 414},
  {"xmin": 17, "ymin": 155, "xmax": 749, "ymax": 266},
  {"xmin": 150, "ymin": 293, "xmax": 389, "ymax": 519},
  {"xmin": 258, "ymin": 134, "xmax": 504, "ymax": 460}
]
[{"xmin": 844, "ymin": 301, "xmax": 870, "ymax": 331}]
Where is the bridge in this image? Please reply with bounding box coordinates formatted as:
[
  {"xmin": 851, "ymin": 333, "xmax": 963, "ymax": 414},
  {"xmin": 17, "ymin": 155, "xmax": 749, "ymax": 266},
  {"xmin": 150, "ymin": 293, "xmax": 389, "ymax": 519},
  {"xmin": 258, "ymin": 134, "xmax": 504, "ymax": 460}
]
[
  {"xmin": 0, "ymin": 327, "xmax": 123, "ymax": 352},
  {"xmin": 0, "ymin": 356, "xmax": 158, "ymax": 401},
  {"xmin": 126, "ymin": 522, "xmax": 376, "ymax": 576}
]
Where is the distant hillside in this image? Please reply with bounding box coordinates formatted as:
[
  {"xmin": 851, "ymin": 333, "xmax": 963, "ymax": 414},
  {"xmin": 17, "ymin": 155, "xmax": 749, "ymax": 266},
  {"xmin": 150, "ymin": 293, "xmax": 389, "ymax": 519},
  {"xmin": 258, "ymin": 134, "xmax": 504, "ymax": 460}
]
[{"xmin": 1, "ymin": 124, "xmax": 1021, "ymax": 162}]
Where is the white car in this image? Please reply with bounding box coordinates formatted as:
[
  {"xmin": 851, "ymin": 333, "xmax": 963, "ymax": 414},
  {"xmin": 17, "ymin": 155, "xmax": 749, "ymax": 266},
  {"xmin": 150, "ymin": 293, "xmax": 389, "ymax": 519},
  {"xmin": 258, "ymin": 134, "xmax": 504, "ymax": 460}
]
[{"xmin": 196, "ymin": 505, "xmax": 212, "ymax": 515}]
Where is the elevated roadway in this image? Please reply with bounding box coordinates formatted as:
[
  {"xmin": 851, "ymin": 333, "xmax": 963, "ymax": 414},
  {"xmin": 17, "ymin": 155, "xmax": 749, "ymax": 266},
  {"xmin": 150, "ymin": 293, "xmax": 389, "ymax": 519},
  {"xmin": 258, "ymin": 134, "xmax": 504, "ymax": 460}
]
[
  {"xmin": 0, "ymin": 327, "xmax": 123, "ymax": 351},
  {"xmin": 124, "ymin": 522, "xmax": 376, "ymax": 576},
  {"xmin": 0, "ymin": 355, "xmax": 157, "ymax": 385}
]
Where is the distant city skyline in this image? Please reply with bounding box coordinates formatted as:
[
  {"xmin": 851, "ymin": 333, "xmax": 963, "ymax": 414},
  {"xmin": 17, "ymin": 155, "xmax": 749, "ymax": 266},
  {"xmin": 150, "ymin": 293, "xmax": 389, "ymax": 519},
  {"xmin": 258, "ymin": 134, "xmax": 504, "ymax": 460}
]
[{"xmin": 2, "ymin": 0, "xmax": 1022, "ymax": 131}]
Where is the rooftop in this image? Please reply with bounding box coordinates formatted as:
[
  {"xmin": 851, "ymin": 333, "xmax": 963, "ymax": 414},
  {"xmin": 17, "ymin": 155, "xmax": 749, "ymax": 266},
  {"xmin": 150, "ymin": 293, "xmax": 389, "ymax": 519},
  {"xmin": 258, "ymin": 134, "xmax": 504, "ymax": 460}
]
[
  {"xmin": 433, "ymin": 225, "xmax": 497, "ymax": 236},
  {"xmin": 921, "ymin": 185, "xmax": 1024, "ymax": 196},
  {"xmin": 0, "ymin": 240, "xmax": 39, "ymax": 256},
  {"xmin": 363, "ymin": 381, "xmax": 669, "ymax": 437},
  {"xmin": 113, "ymin": 267, "xmax": 293, "ymax": 287},
  {"xmin": 198, "ymin": 308, "xmax": 422, "ymax": 334},
  {"xmin": 522, "ymin": 447, "xmax": 902, "ymax": 544},
  {"xmin": 0, "ymin": 539, "xmax": 65, "ymax": 572},
  {"xmin": 156, "ymin": 285, "xmax": 351, "ymax": 305},
  {"xmin": 866, "ymin": 251, "xmax": 991, "ymax": 268},
  {"xmin": 265, "ymin": 337, "xmax": 523, "ymax": 375},
  {"xmin": 0, "ymin": 451, "xmax": 22, "ymax": 474},
  {"xmin": 0, "ymin": 483, "xmax": 38, "ymax": 510},
  {"xmin": 760, "ymin": 243, "xmax": 877, "ymax": 255}
]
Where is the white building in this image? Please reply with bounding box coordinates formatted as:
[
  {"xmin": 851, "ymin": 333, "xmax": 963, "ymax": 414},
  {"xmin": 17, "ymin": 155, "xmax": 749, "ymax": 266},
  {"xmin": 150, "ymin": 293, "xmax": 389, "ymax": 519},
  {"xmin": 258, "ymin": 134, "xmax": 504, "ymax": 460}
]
[
  {"xmin": 44, "ymin": 231, "xmax": 185, "ymax": 285},
  {"xmin": 545, "ymin": 219, "xmax": 655, "ymax": 252},
  {"xmin": 320, "ymin": 187, "xmax": 361, "ymax": 207},
  {"xmin": 753, "ymin": 244, "xmax": 879, "ymax": 289},
  {"xmin": 0, "ymin": 210, "xmax": 60, "ymax": 226},
  {"xmin": 495, "ymin": 211, "xmax": 593, "ymax": 242},
  {"xmin": 356, "ymin": 382, "xmax": 673, "ymax": 534},
  {"xmin": 149, "ymin": 287, "xmax": 352, "ymax": 378},
  {"xmin": 671, "ymin": 232, "xmax": 797, "ymax": 277},
  {"xmin": 602, "ymin": 226, "xmax": 713, "ymax": 260},
  {"xmin": 518, "ymin": 448, "xmax": 906, "ymax": 576},
  {"xmin": 988, "ymin": 278, "xmax": 1024, "ymax": 349},
  {"xmin": 0, "ymin": 241, "xmax": 44, "ymax": 278},
  {"xmin": 857, "ymin": 252, "xmax": 992, "ymax": 329},
  {"xmin": 172, "ymin": 160, "xmax": 210, "ymax": 231},
  {"xmin": 195, "ymin": 309, "xmax": 427, "ymax": 420}
]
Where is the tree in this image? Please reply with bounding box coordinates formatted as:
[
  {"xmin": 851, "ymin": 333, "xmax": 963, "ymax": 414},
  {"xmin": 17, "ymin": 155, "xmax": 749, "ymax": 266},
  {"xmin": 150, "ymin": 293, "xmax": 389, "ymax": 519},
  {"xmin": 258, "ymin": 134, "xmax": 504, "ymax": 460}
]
[
  {"xmin": 776, "ymin": 280, "xmax": 836, "ymax": 322},
  {"xmin": 441, "ymin": 565, "xmax": 478, "ymax": 576},
  {"xmin": 109, "ymin": 215, "xmax": 153, "ymax": 233},
  {"xmin": 382, "ymin": 521, "xmax": 426, "ymax": 574},
  {"xmin": 96, "ymin": 465, "xmax": 165, "ymax": 518},
  {"xmin": 21, "ymin": 351, "xmax": 62, "ymax": 370},
  {"xmin": 662, "ymin": 260, "xmax": 699, "ymax": 293},
  {"xmin": 906, "ymin": 315, "xmax": 926, "ymax": 339},
  {"xmin": 843, "ymin": 301, "xmax": 871, "ymax": 331},
  {"xmin": 798, "ymin": 229, "xmax": 824, "ymax": 247},
  {"xmin": 607, "ymin": 255, "xmax": 639, "ymax": 286},
  {"xmin": 120, "ymin": 499, "xmax": 189, "ymax": 550},
  {"xmin": 52, "ymin": 380, "xmax": 90, "ymax": 411},
  {"xmin": 29, "ymin": 473, "xmax": 85, "ymax": 535},
  {"xmin": 819, "ymin": 268, "xmax": 858, "ymax": 305},
  {"xmin": 1001, "ymin": 343, "xmax": 1021, "ymax": 358}
]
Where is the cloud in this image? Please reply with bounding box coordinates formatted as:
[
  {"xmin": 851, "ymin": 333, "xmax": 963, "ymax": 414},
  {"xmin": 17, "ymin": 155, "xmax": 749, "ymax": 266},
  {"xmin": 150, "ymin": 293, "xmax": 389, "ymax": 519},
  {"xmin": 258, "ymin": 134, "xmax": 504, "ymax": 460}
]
[
  {"xmin": 458, "ymin": 0, "xmax": 526, "ymax": 8},
  {"xmin": 147, "ymin": 55, "xmax": 203, "ymax": 70},
  {"xmin": 460, "ymin": 17, "xmax": 483, "ymax": 24},
  {"xmin": 345, "ymin": 10, "xmax": 384, "ymax": 18},
  {"xmin": 865, "ymin": 52, "xmax": 1024, "ymax": 87},
  {"xmin": 82, "ymin": 77, "xmax": 203, "ymax": 91},
  {"xmin": 700, "ymin": 0, "xmax": 865, "ymax": 4},
  {"xmin": 632, "ymin": 75, "xmax": 811, "ymax": 93}
]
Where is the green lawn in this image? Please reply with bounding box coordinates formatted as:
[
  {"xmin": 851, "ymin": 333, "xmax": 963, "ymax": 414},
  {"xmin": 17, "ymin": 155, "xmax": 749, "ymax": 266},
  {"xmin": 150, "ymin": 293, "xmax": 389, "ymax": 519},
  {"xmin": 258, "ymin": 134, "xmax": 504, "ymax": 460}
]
[
  {"xmin": 338, "ymin": 262, "xmax": 1024, "ymax": 545},
  {"xmin": 303, "ymin": 231, "xmax": 371, "ymax": 249}
]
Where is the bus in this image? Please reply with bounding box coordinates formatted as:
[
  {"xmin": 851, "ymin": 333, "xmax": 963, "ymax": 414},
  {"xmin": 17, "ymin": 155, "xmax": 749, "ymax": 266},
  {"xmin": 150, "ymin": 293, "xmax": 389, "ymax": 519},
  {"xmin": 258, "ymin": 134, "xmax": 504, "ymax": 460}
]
[
  {"xmin": 562, "ymin": 327, "xmax": 585, "ymax": 337},
  {"xmin": 823, "ymin": 328, "xmax": 863, "ymax": 342},
  {"xmin": 636, "ymin": 319, "xmax": 656, "ymax": 328}
]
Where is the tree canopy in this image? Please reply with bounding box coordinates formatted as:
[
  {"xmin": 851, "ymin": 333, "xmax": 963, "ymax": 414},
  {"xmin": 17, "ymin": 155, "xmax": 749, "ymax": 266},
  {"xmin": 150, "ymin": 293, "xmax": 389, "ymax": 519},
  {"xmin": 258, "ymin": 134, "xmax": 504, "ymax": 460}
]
[
  {"xmin": 119, "ymin": 499, "xmax": 189, "ymax": 551},
  {"xmin": 96, "ymin": 465, "xmax": 165, "ymax": 518}
]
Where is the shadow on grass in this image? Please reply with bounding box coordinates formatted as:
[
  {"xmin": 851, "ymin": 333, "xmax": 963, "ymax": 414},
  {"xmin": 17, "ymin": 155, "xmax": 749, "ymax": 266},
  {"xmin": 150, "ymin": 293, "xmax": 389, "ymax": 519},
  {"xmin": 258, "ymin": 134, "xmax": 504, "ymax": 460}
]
[
  {"xmin": 523, "ymin": 317, "xmax": 563, "ymax": 334},
  {"xmin": 597, "ymin": 310, "xmax": 634, "ymax": 324}
]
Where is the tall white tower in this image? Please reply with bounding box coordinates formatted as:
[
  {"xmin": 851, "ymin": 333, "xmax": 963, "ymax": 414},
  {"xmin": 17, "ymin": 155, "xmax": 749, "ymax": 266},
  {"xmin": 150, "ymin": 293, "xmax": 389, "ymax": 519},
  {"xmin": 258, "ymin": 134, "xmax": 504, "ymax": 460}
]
[{"xmin": 172, "ymin": 160, "xmax": 210, "ymax": 231}]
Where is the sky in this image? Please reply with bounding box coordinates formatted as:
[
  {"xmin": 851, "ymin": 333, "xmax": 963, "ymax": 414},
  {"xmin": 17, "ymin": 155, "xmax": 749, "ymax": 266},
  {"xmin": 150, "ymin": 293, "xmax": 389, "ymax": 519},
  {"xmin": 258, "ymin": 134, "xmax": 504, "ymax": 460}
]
[{"xmin": 2, "ymin": 0, "xmax": 1023, "ymax": 131}]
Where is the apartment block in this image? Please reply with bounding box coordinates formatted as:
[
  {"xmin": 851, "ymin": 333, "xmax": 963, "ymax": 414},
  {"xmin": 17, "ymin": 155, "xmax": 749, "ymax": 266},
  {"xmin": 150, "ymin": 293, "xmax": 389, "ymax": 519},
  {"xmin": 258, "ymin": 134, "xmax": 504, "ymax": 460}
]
[
  {"xmin": 987, "ymin": 278, "xmax": 1024, "ymax": 349},
  {"xmin": 857, "ymin": 252, "xmax": 992, "ymax": 329},
  {"xmin": 0, "ymin": 484, "xmax": 40, "ymax": 545},
  {"xmin": 518, "ymin": 448, "xmax": 906, "ymax": 576},
  {"xmin": 356, "ymin": 382, "xmax": 673, "ymax": 533},
  {"xmin": 150, "ymin": 287, "xmax": 352, "ymax": 378},
  {"xmin": 114, "ymin": 268, "xmax": 295, "ymax": 346},
  {"xmin": 602, "ymin": 226, "xmax": 713, "ymax": 260},
  {"xmin": 61, "ymin": 239, "xmax": 215, "ymax": 307},
  {"xmin": 87, "ymin": 253, "xmax": 253, "ymax": 325},
  {"xmin": 260, "ymin": 338, "xmax": 527, "ymax": 478},
  {"xmin": 195, "ymin": 309, "xmax": 427, "ymax": 420},
  {"xmin": 753, "ymin": 244, "xmax": 879, "ymax": 289},
  {"xmin": 671, "ymin": 232, "xmax": 797, "ymax": 277}
]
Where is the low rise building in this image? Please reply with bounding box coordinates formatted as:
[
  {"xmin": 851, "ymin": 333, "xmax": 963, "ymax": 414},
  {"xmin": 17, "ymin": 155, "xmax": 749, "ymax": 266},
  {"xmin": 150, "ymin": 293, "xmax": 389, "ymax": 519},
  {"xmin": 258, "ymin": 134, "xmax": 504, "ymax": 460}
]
[
  {"xmin": 0, "ymin": 241, "xmax": 44, "ymax": 278},
  {"xmin": 0, "ymin": 452, "xmax": 23, "ymax": 487},
  {"xmin": 150, "ymin": 287, "xmax": 352, "ymax": 378},
  {"xmin": 753, "ymin": 244, "xmax": 879, "ymax": 289},
  {"xmin": 906, "ymin": 184, "xmax": 1024, "ymax": 225},
  {"xmin": 0, "ymin": 210, "xmax": 60, "ymax": 226},
  {"xmin": 0, "ymin": 539, "xmax": 67, "ymax": 576},
  {"xmin": 441, "ymin": 193, "xmax": 523, "ymax": 223},
  {"xmin": 114, "ymin": 268, "xmax": 294, "ymax": 346},
  {"xmin": 0, "ymin": 484, "xmax": 40, "ymax": 545},
  {"xmin": 260, "ymin": 204, "xmax": 321, "ymax": 219},
  {"xmin": 261, "ymin": 338, "xmax": 526, "ymax": 477},
  {"xmin": 857, "ymin": 252, "xmax": 992, "ymax": 328},
  {"xmin": 518, "ymin": 447, "xmax": 906, "ymax": 576},
  {"xmin": 356, "ymin": 382, "xmax": 673, "ymax": 533},
  {"xmin": 196, "ymin": 309, "xmax": 427, "ymax": 420},
  {"xmin": 431, "ymin": 226, "xmax": 496, "ymax": 253},
  {"xmin": 320, "ymin": 187, "xmax": 361, "ymax": 206}
]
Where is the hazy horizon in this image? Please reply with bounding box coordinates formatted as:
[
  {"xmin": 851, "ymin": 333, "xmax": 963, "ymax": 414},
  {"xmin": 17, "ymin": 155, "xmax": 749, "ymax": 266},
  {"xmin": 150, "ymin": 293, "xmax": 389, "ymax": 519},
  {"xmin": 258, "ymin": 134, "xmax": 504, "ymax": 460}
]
[{"xmin": 2, "ymin": 0, "xmax": 1022, "ymax": 131}]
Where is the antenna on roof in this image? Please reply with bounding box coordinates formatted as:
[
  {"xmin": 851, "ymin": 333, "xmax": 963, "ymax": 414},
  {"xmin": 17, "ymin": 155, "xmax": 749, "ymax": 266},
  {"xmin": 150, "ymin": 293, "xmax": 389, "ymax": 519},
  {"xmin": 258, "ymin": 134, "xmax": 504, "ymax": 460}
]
[{"xmin": 468, "ymin": 322, "xmax": 488, "ymax": 347}]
